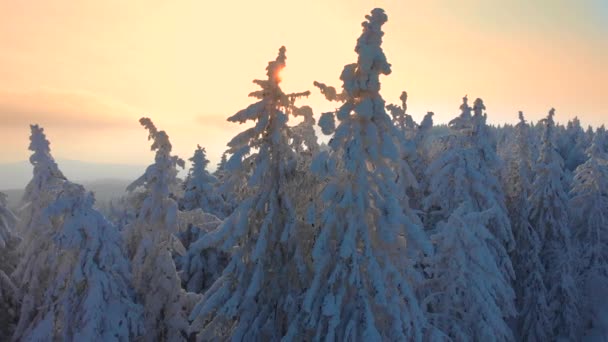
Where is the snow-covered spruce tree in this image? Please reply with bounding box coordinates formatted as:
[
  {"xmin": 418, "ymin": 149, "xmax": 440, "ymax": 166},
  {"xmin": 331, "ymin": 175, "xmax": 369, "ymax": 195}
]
[
  {"xmin": 503, "ymin": 112, "xmax": 551, "ymax": 341},
  {"xmin": 180, "ymin": 145, "xmax": 227, "ymax": 219},
  {"xmin": 423, "ymin": 97, "xmax": 515, "ymax": 340},
  {"xmin": 124, "ymin": 118, "xmax": 196, "ymax": 341},
  {"xmin": 289, "ymin": 9, "xmax": 429, "ymax": 341},
  {"xmin": 285, "ymin": 103, "xmax": 323, "ymax": 294},
  {"xmin": 424, "ymin": 96, "xmax": 514, "ymax": 254},
  {"xmin": 19, "ymin": 182, "xmax": 143, "ymax": 341},
  {"xmin": 596, "ymin": 125, "xmax": 608, "ymax": 152},
  {"xmin": 569, "ymin": 133, "xmax": 608, "ymax": 335},
  {"xmin": 386, "ymin": 90, "xmax": 417, "ymax": 139},
  {"xmin": 0, "ymin": 192, "xmax": 19, "ymax": 340},
  {"xmin": 428, "ymin": 205, "xmax": 515, "ymax": 341},
  {"xmin": 12, "ymin": 125, "xmax": 68, "ymax": 340},
  {"xmin": 385, "ymin": 90, "xmax": 423, "ymax": 209},
  {"xmin": 290, "ymin": 105, "xmax": 319, "ymax": 154},
  {"xmin": 529, "ymin": 108, "xmax": 581, "ymax": 340},
  {"xmin": 214, "ymin": 152, "xmax": 228, "ymax": 179},
  {"xmin": 174, "ymin": 210, "xmax": 225, "ymax": 294},
  {"xmin": 213, "ymin": 151, "xmax": 239, "ymax": 216},
  {"xmin": 189, "ymin": 46, "xmax": 311, "ymax": 341},
  {"xmin": 558, "ymin": 116, "xmax": 588, "ymax": 173},
  {"xmin": 411, "ymin": 111, "xmax": 435, "ymax": 208}
]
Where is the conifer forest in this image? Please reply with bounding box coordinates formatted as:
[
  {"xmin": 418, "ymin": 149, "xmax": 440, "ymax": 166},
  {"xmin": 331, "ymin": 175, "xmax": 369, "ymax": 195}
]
[{"xmin": 1, "ymin": 7, "xmax": 607, "ymax": 342}]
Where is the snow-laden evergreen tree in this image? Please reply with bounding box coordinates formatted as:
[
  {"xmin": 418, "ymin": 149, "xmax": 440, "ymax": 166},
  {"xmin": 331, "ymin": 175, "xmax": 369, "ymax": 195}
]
[
  {"xmin": 174, "ymin": 209, "xmax": 225, "ymax": 294},
  {"xmin": 215, "ymin": 152, "xmax": 228, "ymax": 178},
  {"xmin": 427, "ymin": 205, "xmax": 515, "ymax": 341},
  {"xmin": 423, "ymin": 97, "xmax": 515, "ymax": 340},
  {"xmin": 12, "ymin": 125, "xmax": 68, "ymax": 340},
  {"xmin": 290, "ymin": 105, "xmax": 319, "ymax": 154},
  {"xmin": 0, "ymin": 193, "xmax": 18, "ymax": 251},
  {"xmin": 0, "ymin": 192, "xmax": 19, "ymax": 340},
  {"xmin": 285, "ymin": 103, "xmax": 323, "ymax": 300},
  {"xmin": 18, "ymin": 182, "xmax": 143, "ymax": 341},
  {"xmin": 503, "ymin": 112, "xmax": 551, "ymax": 341},
  {"xmin": 180, "ymin": 145, "xmax": 227, "ymax": 219},
  {"xmin": 529, "ymin": 108, "xmax": 581, "ymax": 340},
  {"xmin": 412, "ymin": 111, "xmax": 434, "ymax": 208},
  {"xmin": 385, "ymin": 90, "xmax": 422, "ymax": 208},
  {"xmin": 124, "ymin": 118, "xmax": 197, "ymax": 341},
  {"xmin": 386, "ymin": 90, "xmax": 417, "ymax": 139},
  {"xmin": 189, "ymin": 46, "xmax": 312, "ymax": 341},
  {"xmin": 214, "ymin": 151, "xmax": 239, "ymax": 216},
  {"xmin": 558, "ymin": 116, "xmax": 588, "ymax": 172},
  {"xmin": 596, "ymin": 125, "xmax": 608, "ymax": 152},
  {"xmin": 291, "ymin": 9, "xmax": 429, "ymax": 340},
  {"xmin": 424, "ymin": 97, "xmax": 515, "ymax": 255},
  {"xmin": 569, "ymin": 133, "xmax": 608, "ymax": 336}
]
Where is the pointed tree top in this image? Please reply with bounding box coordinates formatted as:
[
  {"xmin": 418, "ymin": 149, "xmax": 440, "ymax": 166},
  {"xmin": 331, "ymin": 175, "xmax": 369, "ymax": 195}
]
[
  {"xmin": 349, "ymin": 7, "xmax": 391, "ymax": 95},
  {"xmin": 420, "ymin": 111, "xmax": 434, "ymax": 131},
  {"xmin": 460, "ymin": 95, "xmax": 472, "ymax": 117},
  {"xmin": 586, "ymin": 133, "xmax": 606, "ymax": 159},
  {"xmin": 27, "ymin": 124, "xmax": 65, "ymax": 181},
  {"xmin": 400, "ymin": 91, "xmax": 408, "ymax": 112},
  {"xmin": 29, "ymin": 124, "xmax": 51, "ymax": 155},
  {"xmin": 140, "ymin": 117, "xmax": 171, "ymax": 153},
  {"xmin": 518, "ymin": 111, "xmax": 525, "ymax": 124},
  {"xmin": 473, "ymin": 98, "xmax": 486, "ymax": 117},
  {"xmin": 548, "ymin": 108, "xmax": 556, "ymax": 121},
  {"xmin": 266, "ymin": 46, "xmax": 286, "ymax": 85},
  {"xmin": 190, "ymin": 144, "xmax": 209, "ymax": 168}
]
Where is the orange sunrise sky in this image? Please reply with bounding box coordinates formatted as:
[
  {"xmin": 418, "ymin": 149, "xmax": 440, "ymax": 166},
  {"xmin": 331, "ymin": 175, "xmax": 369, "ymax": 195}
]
[{"xmin": 0, "ymin": 0, "xmax": 606, "ymax": 166}]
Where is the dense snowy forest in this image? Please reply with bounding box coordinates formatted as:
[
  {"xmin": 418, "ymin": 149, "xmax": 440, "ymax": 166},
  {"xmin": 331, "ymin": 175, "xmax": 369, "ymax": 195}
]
[{"xmin": 1, "ymin": 8, "xmax": 607, "ymax": 342}]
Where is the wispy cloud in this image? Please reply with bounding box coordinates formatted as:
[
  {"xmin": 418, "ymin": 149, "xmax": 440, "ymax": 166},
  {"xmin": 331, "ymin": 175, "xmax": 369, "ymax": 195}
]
[
  {"xmin": 196, "ymin": 113, "xmax": 251, "ymax": 132},
  {"xmin": 0, "ymin": 88, "xmax": 141, "ymax": 129}
]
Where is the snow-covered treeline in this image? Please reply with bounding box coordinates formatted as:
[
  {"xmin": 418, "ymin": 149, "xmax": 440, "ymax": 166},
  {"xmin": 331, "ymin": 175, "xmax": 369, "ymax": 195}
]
[{"xmin": 1, "ymin": 7, "xmax": 607, "ymax": 342}]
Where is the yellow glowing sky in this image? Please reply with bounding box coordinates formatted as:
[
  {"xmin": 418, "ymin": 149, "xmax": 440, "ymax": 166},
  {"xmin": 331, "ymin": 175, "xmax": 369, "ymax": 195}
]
[{"xmin": 1, "ymin": 0, "xmax": 606, "ymax": 165}]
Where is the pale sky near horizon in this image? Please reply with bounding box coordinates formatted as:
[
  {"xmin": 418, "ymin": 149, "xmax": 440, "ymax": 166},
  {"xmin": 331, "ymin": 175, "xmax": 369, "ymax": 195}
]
[{"xmin": 0, "ymin": 0, "xmax": 606, "ymax": 166}]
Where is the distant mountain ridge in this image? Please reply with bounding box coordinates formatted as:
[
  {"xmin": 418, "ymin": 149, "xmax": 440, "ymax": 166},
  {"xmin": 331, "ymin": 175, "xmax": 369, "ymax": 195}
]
[
  {"xmin": 0, "ymin": 159, "xmax": 146, "ymax": 190},
  {"xmin": 1, "ymin": 178, "xmax": 133, "ymax": 210}
]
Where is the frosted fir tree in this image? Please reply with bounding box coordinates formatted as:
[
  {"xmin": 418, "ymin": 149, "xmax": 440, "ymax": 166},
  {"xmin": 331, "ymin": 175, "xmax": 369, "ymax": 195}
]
[
  {"xmin": 285, "ymin": 103, "xmax": 323, "ymax": 286},
  {"xmin": 558, "ymin": 116, "xmax": 588, "ymax": 172},
  {"xmin": 424, "ymin": 97, "xmax": 514, "ymax": 255},
  {"xmin": 386, "ymin": 91, "xmax": 417, "ymax": 139},
  {"xmin": 0, "ymin": 192, "xmax": 19, "ymax": 340},
  {"xmin": 123, "ymin": 118, "xmax": 196, "ymax": 341},
  {"xmin": 290, "ymin": 105, "xmax": 319, "ymax": 154},
  {"xmin": 291, "ymin": 9, "xmax": 429, "ymax": 341},
  {"xmin": 427, "ymin": 205, "xmax": 515, "ymax": 341},
  {"xmin": 385, "ymin": 90, "xmax": 421, "ymax": 206},
  {"xmin": 12, "ymin": 125, "xmax": 68, "ymax": 340},
  {"xmin": 284, "ymin": 103, "xmax": 320, "ymax": 238},
  {"xmin": 503, "ymin": 112, "xmax": 551, "ymax": 340},
  {"xmin": 569, "ymin": 133, "xmax": 608, "ymax": 334},
  {"xmin": 180, "ymin": 145, "xmax": 227, "ymax": 219},
  {"xmin": 213, "ymin": 151, "xmax": 239, "ymax": 215},
  {"xmin": 189, "ymin": 46, "xmax": 311, "ymax": 341},
  {"xmin": 0, "ymin": 193, "xmax": 18, "ymax": 252},
  {"xmin": 423, "ymin": 97, "xmax": 515, "ymax": 338},
  {"xmin": 215, "ymin": 152, "xmax": 228, "ymax": 178},
  {"xmin": 174, "ymin": 209, "xmax": 226, "ymax": 294},
  {"xmin": 411, "ymin": 111, "xmax": 435, "ymax": 203},
  {"xmin": 18, "ymin": 182, "xmax": 143, "ymax": 341},
  {"xmin": 529, "ymin": 109, "xmax": 581, "ymax": 340},
  {"xmin": 596, "ymin": 125, "xmax": 608, "ymax": 152}
]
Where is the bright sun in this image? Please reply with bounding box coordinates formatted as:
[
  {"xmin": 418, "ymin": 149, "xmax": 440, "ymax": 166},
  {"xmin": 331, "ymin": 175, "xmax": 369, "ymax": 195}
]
[{"xmin": 276, "ymin": 67, "xmax": 285, "ymax": 83}]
